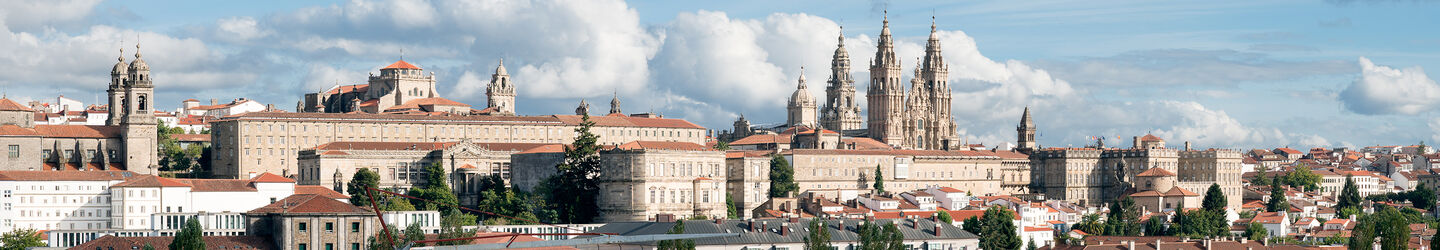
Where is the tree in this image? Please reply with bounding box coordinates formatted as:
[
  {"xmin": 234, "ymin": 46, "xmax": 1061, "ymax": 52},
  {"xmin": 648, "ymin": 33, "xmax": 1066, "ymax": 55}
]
[
  {"xmin": 1144, "ymin": 216, "xmax": 1167, "ymax": 236},
  {"xmin": 169, "ymin": 218, "xmax": 206, "ymax": 250},
  {"xmin": 1282, "ymin": 167, "xmax": 1321, "ymax": 192},
  {"xmin": 872, "ymin": 165, "xmax": 885, "ymax": 193},
  {"xmin": 1243, "ymin": 222, "xmax": 1267, "ymax": 242},
  {"xmin": 475, "ymin": 179, "xmax": 544, "ymax": 225},
  {"xmin": 804, "ymin": 219, "xmax": 833, "ymax": 250},
  {"xmin": 380, "ymin": 195, "xmax": 416, "ymax": 211},
  {"xmin": 1027, "ymin": 237, "xmax": 1038, "ymax": 250},
  {"xmin": 1266, "ymin": 179, "xmax": 1288, "ymax": 213},
  {"xmin": 1337, "ymin": 175, "xmax": 1362, "ymax": 218},
  {"xmin": 143, "ymin": 244, "xmax": 156, "ymax": 250},
  {"xmin": 961, "ymin": 216, "xmax": 983, "ymax": 235},
  {"xmin": 1251, "ymin": 165, "xmax": 1270, "ymax": 186},
  {"xmin": 769, "ymin": 154, "xmax": 797, "ymax": 197},
  {"xmin": 856, "ymin": 220, "xmax": 902, "ymax": 250},
  {"xmin": 979, "ymin": 206, "xmax": 1022, "ymax": 250},
  {"xmin": 858, "ymin": 171, "xmax": 869, "ymax": 189},
  {"xmin": 1348, "ymin": 206, "xmax": 1411, "ymax": 250},
  {"xmin": 725, "ymin": 193, "xmax": 740, "ymax": 219},
  {"xmin": 544, "ymin": 114, "xmax": 603, "ymax": 223},
  {"xmin": 436, "ymin": 209, "xmax": 478, "ymax": 246},
  {"xmin": 657, "ymin": 220, "xmax": 696, "ymax": 250},
  {"xmin": 1104, "ymin": 197, "xmax": 1141, "ymax": 236},
  {"xmin": 1408, "ymin": 185, "xmax": 1436, "ymax": 210},
  {"xmin": 347, "ymin": 168, "xmax": 381, "ymax": 207},
  {"xmin": 0, "ymin": 228, "xmax": 45, "ymax": 249},
  {"xmin": 1074, "ymin": 213, "xmax": 1105, "ymax": 235},
  {"xmin": 1202, "ymin": 183, "xmax": 1227, "ymax": 212},
  {"xmin": 880, "ymin": 223, "xmax": 904, "ymax": 250},
  {"xmin": 409, "ymin": 162, "xmax": 460, "ymax": 215},
  {"xmin": 935, "ymin": 208, "xmax": 953, "ymax": 224},
  {"xmin": 712, "ymin": 141, "xmax": 731, "ymax": 151},
  {"xmin": 404, "ymin": 223, "xmax": 425, "ymax": 247}
]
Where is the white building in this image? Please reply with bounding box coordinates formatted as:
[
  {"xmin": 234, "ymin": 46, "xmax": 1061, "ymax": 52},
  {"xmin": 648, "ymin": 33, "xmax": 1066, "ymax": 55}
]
[
  {"xmin": 0, "ymin": 171, "xmax": 305, "ymax": 248},
  {"xmin": 181, "ymin": 98, "xmax": 269, "ymax": 118},
  {"xmin": 923, "ymin": 186, "xmax": 970, "ymax": 210}
]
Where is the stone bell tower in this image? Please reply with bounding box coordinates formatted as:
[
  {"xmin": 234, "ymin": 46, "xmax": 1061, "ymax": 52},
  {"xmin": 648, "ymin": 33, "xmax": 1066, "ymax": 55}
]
[{"xmin": 119, "ymin": 43, "xmax": 159, "ymax": 174}]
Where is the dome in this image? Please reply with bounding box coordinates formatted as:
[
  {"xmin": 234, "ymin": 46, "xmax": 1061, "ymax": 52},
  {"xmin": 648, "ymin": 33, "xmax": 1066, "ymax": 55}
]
[
  {"xmin": 111, "ymin": 48, "xmax": 128, "ymax": 75},
  {"xmin": 494, "ymin": 59, "xmax": 508, "ymax": 75},
  {"xmin": 128, "ymin": 44, "xmax": 149, "ymax": 71},
  {"xmin": 789, "ymin": 71, "xmax": 814, "ymax": 106}
]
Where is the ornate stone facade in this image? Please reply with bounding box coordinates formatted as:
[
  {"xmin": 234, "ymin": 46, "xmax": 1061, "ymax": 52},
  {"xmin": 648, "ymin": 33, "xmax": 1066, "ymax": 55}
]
[
  {"xmin": 820, "ymin": 29, "xmax": 863, "ymax": 133},
  {"xmin": 486, "ymin": 59, "xmax": 516, "ymax": 115},
  {"xmin": 786, "ymin": 69, "xmax": 818, "ymax": 128},
  {"xmin": 1030, "ymin": 135, "xmax": 1243, "ymax": 209},
  {"xmin": 865, "ymin": 15, "xmax": 959, "ymax": 150}
]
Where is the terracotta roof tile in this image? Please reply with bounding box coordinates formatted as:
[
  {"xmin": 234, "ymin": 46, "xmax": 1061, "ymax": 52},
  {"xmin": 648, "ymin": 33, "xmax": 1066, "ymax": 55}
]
[
  {"xmin": 33, "ymin": 125, "xmax": 121, "ymax": 138},
  {"xmin": 0, "ymin": 124, "xmax": 41, "ymax": 136},
  {"xmin": 173, "ymin": 179, "xmax": 259, "ymax": 192},
  {"xmin": 1135, "ymin": 168, "xmax": 1177, "ymax": 177},
  {"xmin": 730, "ymin": 134, "xmax": 791, "ymax": 145},
  {"xmin": 248, "ymin": 194, "xmax": 371, "ymax": 214},
  {"xmin": 296, "ymin": 185, "xmax": 351, "ymax": 199},
  {"xmin": 69, "ymin": 235, "xmax": 275, "ymax": 250},
  {"xmin": 0, "ymin": 170, "xmax": 137, "ymax": 181},
  {"xmin": 724, "ymin": 150, "xmax": 770, "ymax": 158},
  {"xmin": 112, "ymin": 175, "xmax": 193, "ymax": 188},
  {"xmin": 937, "ymin": 187, "xmax": 964, "ymax": 193},
  {"xmin": 552, "ymin": 115, "xmax": 704, "ymax": 129},
  {"xmin": 382, "ymin": 60, "xmax": 421, "ymax": 70},
  {"xmin": 843, "ymin": 137, "xmax": 893, "ymax": 150},
  {"xmin": 0, "ymin": 98, "xmax": 34, "ymax": 112},
  {"xmin": 249, "ymin": 172, "xmax": 295, "ymax": 183},
  {"xmin": 1163, "ymin": 186, "xmax": 1200, "ymax": 196},
  {"xmin": 1140, "ymin": 134, "xmax": 1163, "ymax": 142},
  {"xmin": 613, "ymin": 141, "xmax": 711, "ymax": 151}
]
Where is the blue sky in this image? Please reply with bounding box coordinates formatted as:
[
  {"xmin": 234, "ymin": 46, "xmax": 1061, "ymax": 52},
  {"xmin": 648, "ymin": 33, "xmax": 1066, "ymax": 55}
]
[{"xmin": 1, "ymin": 0, "xmax": 1437, "ymax": 150}]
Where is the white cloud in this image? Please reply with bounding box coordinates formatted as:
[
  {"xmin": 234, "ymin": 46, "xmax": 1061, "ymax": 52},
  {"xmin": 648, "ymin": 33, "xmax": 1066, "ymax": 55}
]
[
  {"xmin": 300, "ymin": 64, "xmax": 365, "ymax": 93},
  {"xmin": 0, "ymin": 22, "xmax": 250, "ymax": 93},
  {"xmin": 1030, "ymin": 49, "xmax": 1354, "ymax": 88},
  {"xmin": 0, "ymin": 0, "xmax": 103, "ymax": 32},
  {"xmin": 1339, "ymin": 57, "xmax": 1440, "ymax": 115},
  {"xmin": 450, "ymin": 70, "xmax": 487, "ymax": 99},
  {"xmin": 214, "ymin": 17, "xmax": 270, "ymax": 43}
]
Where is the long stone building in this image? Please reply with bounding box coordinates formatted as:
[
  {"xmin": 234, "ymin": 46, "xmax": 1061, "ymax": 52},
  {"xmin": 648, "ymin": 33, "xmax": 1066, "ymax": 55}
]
[
  {"xmin": 1030, "ymin": 135, "xmax": 1244, "ymax": 209},
  {"xmin": 0, "ymin": 44, "xmax": 157, "ymax": 173},
  {"xmin": 510, "ymin": 141, "xmax": 728, "ymax": 222}
]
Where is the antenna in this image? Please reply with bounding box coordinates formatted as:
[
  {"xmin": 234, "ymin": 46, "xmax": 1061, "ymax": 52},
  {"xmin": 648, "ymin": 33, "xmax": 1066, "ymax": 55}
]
[{"xmin": 399, "ymin": 48, "xmax": 405, "ymax": 60}]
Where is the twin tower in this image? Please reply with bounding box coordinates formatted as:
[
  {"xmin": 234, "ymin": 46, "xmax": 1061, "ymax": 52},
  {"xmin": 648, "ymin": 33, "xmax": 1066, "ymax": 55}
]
[{"xmin": 787, "ymin": 14, "xmax": 958, "ymax": 150}]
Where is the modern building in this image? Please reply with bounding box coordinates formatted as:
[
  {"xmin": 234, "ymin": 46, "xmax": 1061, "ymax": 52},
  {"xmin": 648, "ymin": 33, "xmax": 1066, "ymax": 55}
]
[{"xmin": 180, "ymin": 98, "xmax": 269, "ymax": 118}]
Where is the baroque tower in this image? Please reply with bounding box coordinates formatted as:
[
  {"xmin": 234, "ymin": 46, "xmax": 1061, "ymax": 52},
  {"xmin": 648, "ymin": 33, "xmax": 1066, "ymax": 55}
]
[
  {"xmin": 1017, "ymin": 106, "xmax": 1037, "ymax": 153},
  {"xmin": 866, "ymin": 12, "xmax": 907, "ymax": 146},
  {"xmin": 575, "ymin": 99, "xmax": 590, "ymax": 115},
  {"xmin": 486, "ymin": 59, "xmax": 516, "ymax": 115},
  {"xmin": 787, "ymin": 68, "xmax": 818, "ymax": 128},
  {"xmin": 115, "ymin": 43, "xmax": 159, "ymax": 173},
  {"xmin": 107, "ymin": 46, "xmax": 127, "ymax": 126},
  {"xmin": 609, "ymin": 92, "xmax": 623, "ymax": 115},
  {"xmin": 365, "ymin": 59, "xmax": 437, "ymax": 112},
  {"xmin": 903, "ymin": 17, "xmax": 958, "ymax": 150},
  {"xmin": 821, "ymin": 27, "xmax": 863, "ymax": 132}
]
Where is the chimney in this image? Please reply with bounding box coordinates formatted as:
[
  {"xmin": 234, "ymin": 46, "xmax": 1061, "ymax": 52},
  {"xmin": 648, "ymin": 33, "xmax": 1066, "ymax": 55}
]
[
  {"xmin": 789, "ymin": 216, "xmax": 799, "ymax": 223},
  {"xmin": 748, "ymin": 219, "xmax": 756, "ymax": 232},
  {"xmin": 933, "ymin": 223, "xmax": 942, "ymax": 236},
  {"xmin": 1240, "ymin": 237, "xmax": 1247, "ymax": 244},
  {"xmin": 715, "ymin": 218, "xmax": 724, "ymax": 225},
  {"xmin": 211, "ymin": 99, "xmax": 218, "ymax": 105},
  {"xmin": 1133, "ymin": 136, "xmax": 1141, "ymax": 149},
  {"xmin": 761, "ymin": 221, "xmax": 768, "ymax": 232},
  {"xmin": 1204, "ymin": 239, "xmax": 1211, "ymax": 250},
  {"xmin": 779, "ymin": 222, "xmax": 789, "ymax": 236},
  {"xmin": 1127, "ymin": 240, "xmax": 1135, "ymax": 250},
  {"xmin": 1156, "ymin": 239, "xmax": 1162, "ymax": 249},
  {"xmin": 912, "ymin": 219, "xmax": 919, "ymax": 229}
]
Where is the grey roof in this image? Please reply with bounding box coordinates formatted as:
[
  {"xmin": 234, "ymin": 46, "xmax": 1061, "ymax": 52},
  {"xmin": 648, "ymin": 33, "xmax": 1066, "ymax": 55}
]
[{"xmin": 584, "ymin": 218, "xmax": 977, "ymax": 246}]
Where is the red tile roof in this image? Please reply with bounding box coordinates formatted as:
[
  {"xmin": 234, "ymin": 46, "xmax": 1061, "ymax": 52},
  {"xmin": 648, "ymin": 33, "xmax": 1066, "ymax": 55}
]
[
  {"xmin": 382, "ymin": 60, "xmax": 421, "ymax": 70},
  {"xmin": 112, "ymin": 175, "xmax": 192, "ymax": 187},
  {"xmin": 1163, "ymin": 186, "xmax": 1200, "ymax": 196},
  {"xmin": 33, "ymin": 125, "xmax": 122, "ymax": 138},
  {"xmin": 1252, "ymin": 212, "xmax": 1285, "ymax": 224},
  {"xmin": 223, "ymin": 112, "xmax": 704, "ymax": 129},
  {"xmin": 324, "ymin": 84, "xmax": 369, "ymax": 96},
  {"xmin": 724, "ymin": 150, "xmax": 770, "ymax": 158},
  {"xmin": 68, "ymin": 235, "xmax": 275, "ymax": 250},
  {"xmin": 1135, "ymin": 167, "xmax": 1177, "ymax": 177},
  {"xmin": 614, "ymin": 141, "xmax": 711, "ymax": 151},
  {"xmin": 0, "ymin": 98, "xmax": 34, "ymax": 112},
  {"xmin": 843, "ymin": 137, "xmax": 893, "ymax": 150},
  {"xmin": 296, "ymin": 185, "xmax": 351, "ymax": 199},
  {"xmin": 937, "ymin": 187, "xmax": 964, "ymax": 193},
  {"xmin": 0, "ymin": 124, "xmax": 40, "ymax": 136},
  {"xmin": 314, "ymin": 141, "xmax": 550, "ymax": 152},
  {"xmin": 553, "ymin": 115, "xmax": 704, "ymax": 129},
  {"xmin": 249, "ymin": 172, "xmax": 295, "ymax": 183},
  {"xmin": 515, "ymin": 144, "xmax": 567, "ymax": 154},
  {"xmin": 169, "ymin": 133, "xmax": 210, "ymax": 142},
  {"xmin": 1140, "ymin": 134, "xmax": 1163, "ymax": 142},
  {"xmin": 247, "ymin": 194, "xmax": 370, "ymax": 214},
  {"xmin": 1276, "ymin": 148, "xmax": 1303, "ymax": 155},
  {"xmin": 0, "ymin": 170, "xmax": 137, "ymax": 181},
  {"xmin": 730, "ymin": 134, "xmax": 791, "ymax": 145}
]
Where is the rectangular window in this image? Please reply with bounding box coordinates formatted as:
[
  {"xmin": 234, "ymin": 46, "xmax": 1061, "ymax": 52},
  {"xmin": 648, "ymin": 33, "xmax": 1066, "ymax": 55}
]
[
  {"xmin": 326, "ymin": 222, "xmax": 334, "ymax": 232},
  {"xmin": 325, "ymin": 243, "xmax": 333, "ymax": 250},
  {"xmin": 351, "ymin": 222, "xmax": 360, "ymax": 232},
  {"xmin": 351, "ymin": 243, "xmax": 360, "ymax": 250},
  {"xmin": 9, "ymin": 145, "xmax": 19, "ymax": 158},
  {"xmin": 298, "ymin": 244, "xmax": 307, "ymax": 250},
  {"xmin": 298, "ymin": 222, "xmax": 307, "ymax": 232}
]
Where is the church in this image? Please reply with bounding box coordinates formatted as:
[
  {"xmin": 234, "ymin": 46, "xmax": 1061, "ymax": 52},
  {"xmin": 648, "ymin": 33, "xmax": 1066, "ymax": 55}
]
[
  {"xmin": 299, "ymin": 59, "xmax": 514, "ymax": 115},
  {"xmin": 0, "ymin": 44, "xmax": 159, "ymax": 173}
]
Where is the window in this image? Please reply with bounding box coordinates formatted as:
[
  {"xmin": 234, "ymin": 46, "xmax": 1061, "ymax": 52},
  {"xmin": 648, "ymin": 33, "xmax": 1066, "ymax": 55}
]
[
  {"xmin": 351, "ymin": 222, "xmax": 360, "ymax": 232},
  {"xmin": 351, "ymin": 243, "xmax": 360, "ymax": 250},
  {"xmin": 325, "ymin": 243, "xmax": 333, "ymax": 250},
  {"xmin": 298, "ymin": 222, "xmax": 307, "ymax": 232},
  {"xmin": 9, "ymin": 145, "xmax": 19, "ymax": 158},
  {"xmin": 325, "ymin": 222, "xmax": 334, "ymax": 232},
  {"xmin": 298, "ymin": 244, "xmax": 307, "ymax": 250}
]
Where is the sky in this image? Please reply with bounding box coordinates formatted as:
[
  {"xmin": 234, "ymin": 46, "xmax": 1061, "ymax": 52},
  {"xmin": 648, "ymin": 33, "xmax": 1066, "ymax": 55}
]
[{"xmin": 1, "ymin": 0, "xmax": 1438, "ymax": 150}]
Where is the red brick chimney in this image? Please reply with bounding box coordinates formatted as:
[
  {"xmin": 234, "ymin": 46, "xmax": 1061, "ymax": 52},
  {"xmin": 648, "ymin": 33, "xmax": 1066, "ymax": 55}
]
[
  {"xmin": 780, "ymin": 222, "xmax": 789, "ymax": 236},
  {"xmin": 933, "ymin": 223, "xmax": 942, "ymax": 236}
]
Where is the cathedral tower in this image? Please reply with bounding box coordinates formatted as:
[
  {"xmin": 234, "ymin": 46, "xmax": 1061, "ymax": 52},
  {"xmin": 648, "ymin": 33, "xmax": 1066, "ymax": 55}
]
[
  {"xmin": 575, "ymin": 99, "xmax": 590, "ymax": 115},
  {"xmin": 866, "ymin": 12, "xmax": 907, "ymax": 146},
  {"xmin": 107, "ymin": 46, "xmax": 127, "ymax": 126},
  {"xmin": 1017, "ymin": 106, "xmax": 1037, "ymax": 153},
  {"xmin": 905, "ymin": 17, "xmax": 958, "ymax": 150},
  {"xmin": 787, "ymin": 68, "xmax": 818, "ymax": 128},
  {"xmin": 120, "ymin": 43, "xmax": 159, "ymax": 173},
  {"xmin": 821, "ymin": 27, "xmax": 863, "ymax": 132},
  {"xmin": 486, "ymin": 59, "xmax": 516, "ymax": 115},
  {"xmin": 609, "ymin": 92, "xmax": 623, "ymax": 115}
]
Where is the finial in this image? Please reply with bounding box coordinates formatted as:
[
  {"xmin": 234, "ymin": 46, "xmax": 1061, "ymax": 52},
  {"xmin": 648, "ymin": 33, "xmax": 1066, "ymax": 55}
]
[
  {"xmin": 837, "ymin": 25, "xmax": 845, "ymax": 46},
  {"xmin": 883, "ymin": 10, "xmax": 889, "ymax": 24},
  {"xmin": 134, "ymin": 36, "xmax": 142, "ymax": 59},
  {"xmin": 931, "ymin": 14, "xmax": 937, "ymax": 31},
  {"xmin": 399, "ymin": 48, "xmax": 404, "ymax": 60}
]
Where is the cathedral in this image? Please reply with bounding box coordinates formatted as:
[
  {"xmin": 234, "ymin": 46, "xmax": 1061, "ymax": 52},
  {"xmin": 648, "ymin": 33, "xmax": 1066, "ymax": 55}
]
[{"xmin": 301, "ymin": 59, "xmax": 515, "ymax": 115}]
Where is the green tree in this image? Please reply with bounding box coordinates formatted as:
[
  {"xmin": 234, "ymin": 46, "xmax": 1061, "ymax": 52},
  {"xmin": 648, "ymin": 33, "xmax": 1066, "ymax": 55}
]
[
  {"xmin": 1251, "ymin": 166, "xmax": 1270, "ymax": 186},
  {"xmin": 143, "ymin": 244, "xmax": 156, "ymax": 250},
  {"xmin": 404, "ymin": 223, "xmax": 425, "ymax": 247},
  {"xmin": 368, "ymin": 226, "xmax": 412, "ymax": 250},
  {"xmin": 769, "ymin": 154, "xmax": 797, "ymax": 197},
  {"xmin": 1104, "ymin": 197, "xmax": 1141, "ymax": 236},
  {"xmin": 872, "ymin": 165, "xmax": 885, "ymax": 193},
  {"xmin": 544, "ymin": 114, "xmax": 604, "ymax": 223},
  {"xmin": 726, "ymin": 193, "xmax": 740, "ymax": 219},
  {"xmin": 1337, "ymin": 175, "xmax": 1362, "ymax": 218},
  {"xmin": 0, "ymin": 228, "xmax": 46, "ymax": 249},
  {"xmin": 436, "ymin": 209, "xmax": 478, "ymax": 246},
  {"xmin": 1266, "ymin": 179, "xmax": 1288, "ymax": 213},
  {"xmin": 168, "ymin": 218, "xmax": 206, "ymax": 250},
  {"xmin": 1283, "ymin": 167, "xmax": 1321, "ymax": 191},
  {"xmin": 1202, "ymin": 183, "xmax": 1227, "ymax": 211},
  {"xmin": 881, "ymin": 223, "xmax": 904, "ymax": 250},
  {"xmin": 657, "ymin": 220, "xmax": 697, "ymax": 250},
  {"xmin": 1027, "ymin": 237, "xmax": 1038, "ymax": 250},
  {"xmin": 474, "ymin": 175, "xmax": 545, "ymax": 225},
  {"xmin": 347, "ymin": 168, "xmax": 381, "ymax": 207},
  {"xmin": 1408, "ymin": 185, "xmax": 1436, "ymax": 210},
  {"xmin": 1144, "ymin": 216, "xmax": 1167, "ymax": 236},
  {"xmin": 980, "ymin": 206, "xmax": 1022, "ymax": 250},
  {"xmin": 712, "ymin": 141, "xmax": 731, "ymax": 151},
  {"xmin": 935, "ymin": 208, "xmax": 953, "ymax": 224},
  {"xmin": 804, "ymin": 219, "xmax": 833, "ymax": 250},
  {"xmin": 409, "ymin": 162, "xmax": 461, "ymax": 215},
  {"xmin": 1243, "ymin": 222, "xmax": 1267, "ymax": 242},
  {"xmin": 1348, "ymin": 206, "xmax": 1412, "ymax": 250},
  {"xmin": 961, "ymin": 216, "xmax": 983, "ymax": 235},
  {"xmin": 1074, "ymin": 213, "xmax": 1105, "ymax": 235},
  {"xmin": 856, "ymin": 220, "xmax": 902, "ymax": 250},
  {"xmin": 380, "ymin": 195, "xmax": 416, "ymax": 211}
]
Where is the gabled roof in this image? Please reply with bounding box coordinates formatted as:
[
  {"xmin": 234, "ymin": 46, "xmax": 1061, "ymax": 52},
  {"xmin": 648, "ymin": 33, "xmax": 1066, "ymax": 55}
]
[
  {"xmin": 0, "ymin": 98, "xmax": 34, "ymax": 112},
  {"xmin": 249, "ymin": 172, "xmax": 295, "ymax": 183},
  {"xmin": 69, "ymin": 235, "xmax": 275, "ymax": 250},
  {"xmin": 1135, "ymin": 167, "xmax": 1177, "ymax": 177},
  {"xmin": 731, "ymin": 134, "xmax": 791, "ymax": 145},
  {"xmin": 33, "ymin": 125, "xmax": 122, "ymax": 138},
  {"xmin": 0, "ymin": 124, "xmax": 40, "ymax": 137},
  {"xmin": 1162, "ymin": 186, "xmax": 1200, "ymax": 196},
  {"xmin": 247, "ymin": 194, "xmax": 371, "ymax": 214},
  {"xmin": 614, "ymin": 141, "xmax": 711, "ymax": 151},
  {"xmin": 296, "ymin": 185, "xmax": 351, "ymax": 199},
  {"xmin": 382, "ymin": 60, "xmax": 421, "ymax": 70},
  {"xmin": 112, "ymin": 175, "xmax": 192, "ymax": 188}
]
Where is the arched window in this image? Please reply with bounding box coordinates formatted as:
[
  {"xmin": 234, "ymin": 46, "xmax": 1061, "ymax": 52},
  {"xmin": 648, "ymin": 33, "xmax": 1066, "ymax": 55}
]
[{"xmin": 137, "ymin": 95, "xmax": 147, "ymax": 111}]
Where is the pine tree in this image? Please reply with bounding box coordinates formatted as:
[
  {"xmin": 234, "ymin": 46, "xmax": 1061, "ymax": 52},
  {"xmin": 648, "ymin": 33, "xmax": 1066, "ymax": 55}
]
[
  {"xmin": 545, "ymin": 114, "xmax": 603, "ymax": 223},
  {"xmin": 804, "ymin": 219, "xmax": 833, "ymax": 250},
  {"xmin": 168, "ymin": 218, "xmax": 206, "ymax": 250},
  {"xmin": 1266, "ymin": 178, "xmax": 1288, "ymax": 213},
  {"xmin": 1202, "ymin": 183, "xmax": 1227, "ymax": 211},
  {"xmin": 872, "ymin": 165, "xmax": 885, "ymax": 193},
  {"xmin": 347, "ymin": 168, "xmax": 380, "ymax": 207},
  {"xmin": 1144, "ymin": 216, "xmax": 1167, "ymax": 236},
  {"xmin": 769, "ymin": 154, "xmax": 797, "ymax": 197},
  {"xmin": 726, "ymin": 193, "xmax": 740, "ymax": 219},
  {"xmin": 979, "ymin": 206, "xmax": 1022, "ymax": 250},
  {"xmin": 961, "ymin": 216, "xmax": 983, "ymax": 235},
  {"xmin": 658, "ymin": 220, "xmax": 696, "ymax": 250},
  {"xmin": 1337, "ymin": 175, "xmax": 1361, "ymax": 218},
  {"xmin": 1251, "ymin": 166, "xmax": 1271, "ymax": 186}
]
